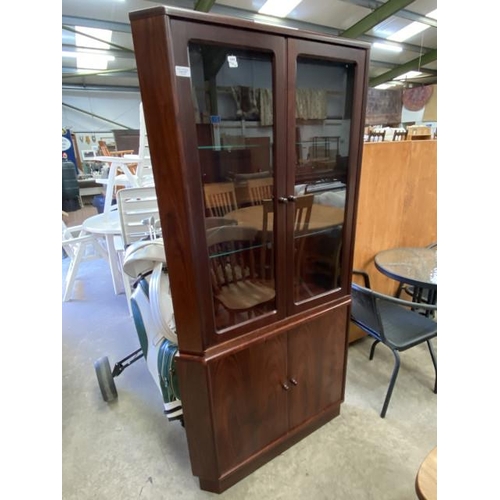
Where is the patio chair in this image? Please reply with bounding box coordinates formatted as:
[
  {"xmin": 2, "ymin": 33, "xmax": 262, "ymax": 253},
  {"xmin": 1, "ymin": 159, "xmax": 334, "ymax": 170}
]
[{"xmin": 350, "ymin": 269, "xmax": 437, "ymax": 418}]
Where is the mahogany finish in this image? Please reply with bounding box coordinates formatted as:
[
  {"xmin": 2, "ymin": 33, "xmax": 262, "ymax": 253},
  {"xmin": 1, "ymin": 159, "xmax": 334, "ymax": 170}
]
[{"xmin": 130, "ymin": 6, "xmax": 369, "ymax": 493}]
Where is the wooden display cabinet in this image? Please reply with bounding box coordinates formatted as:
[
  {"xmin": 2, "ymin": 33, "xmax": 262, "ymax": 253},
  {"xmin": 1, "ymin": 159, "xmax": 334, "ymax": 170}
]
[{"xmin": 130, "ymin": 6, "xmax": 369, "ymax": 493}]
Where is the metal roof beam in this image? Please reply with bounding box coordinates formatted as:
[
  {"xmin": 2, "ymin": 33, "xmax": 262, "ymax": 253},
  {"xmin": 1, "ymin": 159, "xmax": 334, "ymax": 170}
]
[
  {"xmin": 194, "ymin": 0, "xmax": 216, "ymax": 12},
  {"xmin": 62, "ymin": 102, "xmax": 132, "ymax": 129},
  {"xmin": 358, "ymin": 33, "xmax": 434, "ymax": 54},
  {"xmin": 63, "ymin": 84, "xmax": 140, "ymax": 93},
  {"xmin": 369, "ymin": 49, "xmax": 437, "ymax": 87},
  {"xmin": 62, "ymin": 15, "xmax": 131, "ymax": 33},
  {"xmin": 62, "ymin": 67, "xmax": 137, "ymax": 79},
  {"xmin": 62, "ymin": 45, "xmax": 136, "ymax": 60},
  {"xmin": 63, "ymin": 24, "xmax": 134, "ymax": 53},
  {"xmin": 340, "ymin": 0, "xmax": 437, "ymax": 28},
  {"xmin": 341, "ymin": 0, "xmax": 416, "ymax": 38}
]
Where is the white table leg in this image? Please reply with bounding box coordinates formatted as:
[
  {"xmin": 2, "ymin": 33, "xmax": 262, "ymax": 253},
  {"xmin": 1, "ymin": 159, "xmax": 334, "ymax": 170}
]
[
  {"xmin": 104, "ymin": 233, "xmax": 124, "ymax": 295},
  {"xmin": 103, "ymin": 162, "xmax": 118, "ymax": 215}
]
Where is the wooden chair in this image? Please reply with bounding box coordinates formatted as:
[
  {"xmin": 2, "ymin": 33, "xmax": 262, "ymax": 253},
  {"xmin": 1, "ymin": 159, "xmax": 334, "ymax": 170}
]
[
  {"xmin": 260, "ymin": 198, "xmax": 274, "ymax": 280},
  {"xmin": 203, "ymin": 182, "xmax": 238, "ymax": 217},
  {"xmin": 367, "ymin": 130, "xmax": 386, "ymax": 142},
  {"xmin": 98, "ymin": 140, "xmax": 138, "ymax": 192},
  {"xmin": 246, "ymin": 177, "xmax": 273, "ymax": 206},
  {"xmin": 293, "ymin": 194, "xmax": 314, "ymax": 293},
  {"xmin": 98, "ymin": 140, "xmax": 135, "ymax": 158},
  {"xmin": 392, "ymin": 129, "xmax": 408, "ymax": 141},
  {"xmin": 206, "ymin": 224, "xmax": 275, "ymax": 325},
  {"xmin": 260, "ymin": 194, "xmax": 314, "ymax": 291}
]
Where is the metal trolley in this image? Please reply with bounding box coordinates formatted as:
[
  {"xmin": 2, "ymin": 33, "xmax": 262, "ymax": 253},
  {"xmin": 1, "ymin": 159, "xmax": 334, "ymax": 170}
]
[{"xmin": 94, "ymin": 237, "xmax": 183, "ymax": 424}]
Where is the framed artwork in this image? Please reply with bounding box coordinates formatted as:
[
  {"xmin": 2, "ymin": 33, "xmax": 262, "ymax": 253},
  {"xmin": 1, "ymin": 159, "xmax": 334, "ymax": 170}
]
[{"xmin": 365, "ymin": 88, "xmax": 403, "ymax": 126}]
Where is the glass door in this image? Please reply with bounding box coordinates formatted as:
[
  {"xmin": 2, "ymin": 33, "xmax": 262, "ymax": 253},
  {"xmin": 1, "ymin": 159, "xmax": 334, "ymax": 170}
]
[
  {"xmin": 170, "ymin": 20, "xmax": 287, "ymax": 335},
  {"xmin": 286, "ymin": 38, "xmax": 368, "ymax": 312}
]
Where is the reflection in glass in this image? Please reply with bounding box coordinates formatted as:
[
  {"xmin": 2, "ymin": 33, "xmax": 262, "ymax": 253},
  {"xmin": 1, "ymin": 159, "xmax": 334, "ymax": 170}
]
[
  {"xmin": 188, "ymin": 42, "xmax": 276, "ymax": 331},
  {"xmin": 293, "ymin": 56, "xmax": 354, "ymax": 302}
]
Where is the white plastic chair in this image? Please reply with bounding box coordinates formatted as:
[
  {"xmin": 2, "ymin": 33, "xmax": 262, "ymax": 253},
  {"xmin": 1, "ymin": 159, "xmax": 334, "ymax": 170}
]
[
  {"xmin": 62, "ymin": 217, "xmax": 108, "ymax": 302},
  {"xmin": 116, "ymin": 103, "xmax": 154, "ymax": 188},
  {"xmin": 115, "ymin": 186, "xmax": 161, "ymax": 313}
]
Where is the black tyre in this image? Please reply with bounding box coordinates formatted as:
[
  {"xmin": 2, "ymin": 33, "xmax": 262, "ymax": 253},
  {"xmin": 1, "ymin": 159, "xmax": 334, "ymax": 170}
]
[{"xmin": 94, "ymin": 356, "xmax": 118, "ymax": 402}]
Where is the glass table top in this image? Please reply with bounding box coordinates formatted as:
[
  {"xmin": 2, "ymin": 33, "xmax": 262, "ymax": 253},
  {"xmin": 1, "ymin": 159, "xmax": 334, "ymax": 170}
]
[{"xmin": 374, "ymin": 247, "xmax": 437, "ymax": 288}]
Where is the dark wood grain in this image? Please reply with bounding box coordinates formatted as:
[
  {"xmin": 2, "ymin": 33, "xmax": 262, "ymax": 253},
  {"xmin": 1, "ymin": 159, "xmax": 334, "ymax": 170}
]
[
  {"xmin": 130, "ymin": 7, "xmax": 369, "ymax": 493},
  {"xmin": 288, "ymin": 307, "xmax": 348, "ymax": 428},
  {"xmin": 209, "ymin": 334, "xmax": 288, "ymax": 472}
]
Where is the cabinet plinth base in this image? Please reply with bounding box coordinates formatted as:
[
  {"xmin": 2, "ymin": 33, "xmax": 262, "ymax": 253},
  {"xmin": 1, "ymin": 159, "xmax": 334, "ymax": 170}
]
[{"xmin": 198, "ymin": 402, "xmax": 341, "ymax": 494}]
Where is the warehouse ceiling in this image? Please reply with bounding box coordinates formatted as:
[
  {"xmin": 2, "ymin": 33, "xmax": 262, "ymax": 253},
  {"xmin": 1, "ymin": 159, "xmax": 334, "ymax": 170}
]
[{"xmin": 62, "ymin": 0, "xmax": 437, "ymax": 92}]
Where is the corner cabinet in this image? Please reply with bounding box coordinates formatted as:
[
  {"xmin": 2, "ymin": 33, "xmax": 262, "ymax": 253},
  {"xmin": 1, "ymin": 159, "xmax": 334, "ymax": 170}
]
[{"xmin": 130, "ymin": 6, "xmax": 370, "ymax": 493}]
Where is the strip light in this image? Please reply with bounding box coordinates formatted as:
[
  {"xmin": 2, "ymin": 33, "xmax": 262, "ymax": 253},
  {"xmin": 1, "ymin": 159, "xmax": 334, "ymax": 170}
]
[
  {"xmin": 373, "ymin": 42, "xmax": 403, "ymax": 53},
  {"xmin": 388, "ymin": 9, "xmax": 437, "ymax": 43},
  {"xmin": 75, "ymin": 26, "xmax": 113, "ymax": 70},
  {"xmin": 258, "ymin": 0, "xmax": 303, "ymax": 18}
]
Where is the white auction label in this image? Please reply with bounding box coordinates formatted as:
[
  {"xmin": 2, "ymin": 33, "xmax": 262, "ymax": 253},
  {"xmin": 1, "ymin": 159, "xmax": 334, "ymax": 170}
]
[{"xmin": 175, "ymin": 66, "xmax": 191, "ymax": 77}]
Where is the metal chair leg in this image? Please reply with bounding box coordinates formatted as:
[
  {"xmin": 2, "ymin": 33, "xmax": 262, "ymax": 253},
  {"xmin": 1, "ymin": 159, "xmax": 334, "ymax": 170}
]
[
  {"xmin": 426, "ymin": 339, "xmax": 437, "ymax": 393},
  {"xmin": 369, "ymin": 339, "xmax": 380, "ymax": 360},
  {"xmin": 380, "ymin": 349, "xmax": 401, "ymax": 418}
]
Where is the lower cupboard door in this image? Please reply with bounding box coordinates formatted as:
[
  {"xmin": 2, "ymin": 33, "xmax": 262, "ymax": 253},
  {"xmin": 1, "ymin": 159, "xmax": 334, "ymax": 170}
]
[
  {"xmin": 287, "ymin": 307, "xmax": 348, "ymax": 430},
  {"xmin": 209, "ymin": 334, "xmax": 288, "ymax": 473}
]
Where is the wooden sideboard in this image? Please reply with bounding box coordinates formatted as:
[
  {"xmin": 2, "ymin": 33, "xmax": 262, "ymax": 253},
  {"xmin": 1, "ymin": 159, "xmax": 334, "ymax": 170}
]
[{"xmin": 349, "ymin": 139, "xmax": 437, "ymax": 342}]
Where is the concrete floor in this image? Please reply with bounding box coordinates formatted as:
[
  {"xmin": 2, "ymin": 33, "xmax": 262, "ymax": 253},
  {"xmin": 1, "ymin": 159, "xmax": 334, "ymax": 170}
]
[{"xmin": 62, "ymin": 245, "xmax": 437, "ymax": 500}]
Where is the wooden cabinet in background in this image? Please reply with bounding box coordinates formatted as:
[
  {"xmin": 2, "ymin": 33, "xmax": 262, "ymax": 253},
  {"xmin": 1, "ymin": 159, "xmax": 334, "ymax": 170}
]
[
  {"xmin": 130, "ymin": 5, "xmax": 369, "ymax": 493},
  {"xmin": 407, "ymin": 125, "xmax": 432, "ymax": 140},
  {"xmin": 349, "ymin": 140, "xmax": 437, "ymax": 342}
]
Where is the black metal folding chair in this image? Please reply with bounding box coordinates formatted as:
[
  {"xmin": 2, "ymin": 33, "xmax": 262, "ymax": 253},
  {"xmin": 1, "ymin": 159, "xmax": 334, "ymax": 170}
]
[{"xmin": 351, "ymin": 270, "xmax": 437, "ymax": 418}]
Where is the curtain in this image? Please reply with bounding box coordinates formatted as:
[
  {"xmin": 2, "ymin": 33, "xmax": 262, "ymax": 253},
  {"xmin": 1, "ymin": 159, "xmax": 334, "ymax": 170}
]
[
  {"xmin": 296, "ymin": 89, "xmax": 327, "ymax": 120},
  {"xmin": 228, "ymin": 87, "xmax": 328, "ymax": 125},
  {"xmin": 231, "ymin": 86, "xmax": 259, "ymax": 120},
  {"xmin": 259, "ymin": 88, "xmax": 273, "ymax": 126}
]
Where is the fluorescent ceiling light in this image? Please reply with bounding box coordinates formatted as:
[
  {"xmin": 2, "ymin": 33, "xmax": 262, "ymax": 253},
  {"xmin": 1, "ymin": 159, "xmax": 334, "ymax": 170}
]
[
  {"xmin": 374, "ymin": 82, "xmax": 402, "ymax": 90},
  {"xmin": 62, "ymin": 49, "xmax": 114, "ymax": 58},
  {"xmin": 394, "ymin": 71, "xmax": 423, "ymax": 80},
  {"xmin": 75, "ymin": 26, "xmax": 113, "ymax": 70},
  {"xmin": 258, "ymin": 0, "xmax": 303, "ymax": 18},
  {"xmin": 373, "ymin": 42, "xmax": 402, "ymax": 53},
  {"xmin": 387, "ymin": 9, "xmax": 437, "ymax": 43}
]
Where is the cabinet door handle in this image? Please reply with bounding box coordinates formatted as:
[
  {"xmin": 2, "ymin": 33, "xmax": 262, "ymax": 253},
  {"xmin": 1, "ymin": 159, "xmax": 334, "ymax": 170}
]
[
  {"xmin": 277, "ymin": 197, "xmax": 288, "ymax": 204},
  {"xmin": 281, "ymin": 382, "xmax": 290, "ymax": 391},
  {"xmin": 287, "ymin": 195, "xmax": 296, "ymax": 202},
  {"xmin": 290, "ymin": 378, "xmax": 298, "ymax": 386}
]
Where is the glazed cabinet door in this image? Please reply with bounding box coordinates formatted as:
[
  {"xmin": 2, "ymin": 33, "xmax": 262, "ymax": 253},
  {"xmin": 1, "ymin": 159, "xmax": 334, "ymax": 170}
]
[
  {"xmin": 287, "ymin": 307, "xmax": 348, "ymax": 429},
  {"xmin": 168, "ymin": 20, "xmax": 288, "ymax": 345},
  {"xmin": 285, "ymin": 38, "xmax": 368, "ymax": 315},
  {"xmin": 209, "ymin": 335, "xmax": 288, "ymax": 473}
]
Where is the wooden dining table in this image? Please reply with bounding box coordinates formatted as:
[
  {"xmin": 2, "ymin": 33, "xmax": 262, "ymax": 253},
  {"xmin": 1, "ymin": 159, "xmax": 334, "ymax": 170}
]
[{"xmin": 225, "ymin": 203, "xmax": 344, "ymax": 233}]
